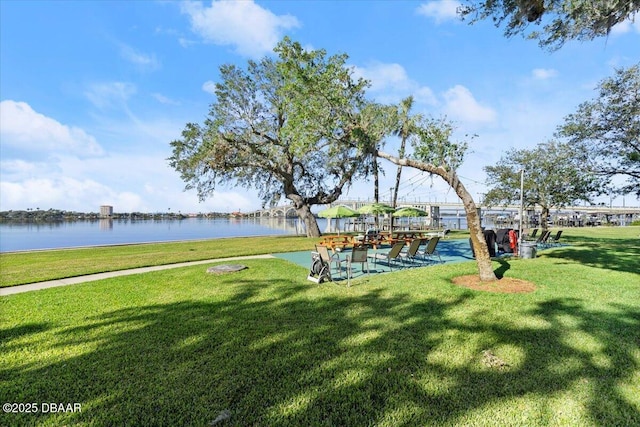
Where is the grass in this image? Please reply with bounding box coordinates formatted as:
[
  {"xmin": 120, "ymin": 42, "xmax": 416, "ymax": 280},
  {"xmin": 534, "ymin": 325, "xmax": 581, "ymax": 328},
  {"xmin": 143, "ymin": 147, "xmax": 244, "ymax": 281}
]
[
  {"xmin": 0, "ymin": 230, "xmax": 471, "ymax": 288},
  {"xmin": 0, "ymin": 235, "xmax": 314, "ymax": 287},
  {"xmin": 1, "ymin": 227, "xmax": 639, "ymax": 426}
]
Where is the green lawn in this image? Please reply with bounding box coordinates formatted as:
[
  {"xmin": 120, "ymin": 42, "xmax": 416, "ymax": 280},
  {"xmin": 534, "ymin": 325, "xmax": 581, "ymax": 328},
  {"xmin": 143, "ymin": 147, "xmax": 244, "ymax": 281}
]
[
  {"xmin": 0, "ymin": 230, "xmax": 471, "ymax": 287},
  {"xmin": 1, "ymin": 227, "xmax": 639, "ymax": 426},
  {"xmin": 0, "ymin": 235, "xmax": 315, "ymax": 287}
]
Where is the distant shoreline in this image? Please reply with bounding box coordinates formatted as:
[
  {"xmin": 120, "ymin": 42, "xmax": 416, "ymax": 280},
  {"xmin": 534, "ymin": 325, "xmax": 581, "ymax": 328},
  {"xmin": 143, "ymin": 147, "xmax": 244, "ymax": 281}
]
[{"xmin": 0, "ymin": 209, "xmax": 244, "ymax": 223}]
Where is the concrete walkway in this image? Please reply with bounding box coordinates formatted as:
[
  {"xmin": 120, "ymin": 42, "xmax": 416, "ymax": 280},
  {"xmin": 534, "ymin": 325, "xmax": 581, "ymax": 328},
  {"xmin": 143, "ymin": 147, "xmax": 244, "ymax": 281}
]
[{"xmin": 0, "ymin": 254, "xmax": 275, "ymax": 296}]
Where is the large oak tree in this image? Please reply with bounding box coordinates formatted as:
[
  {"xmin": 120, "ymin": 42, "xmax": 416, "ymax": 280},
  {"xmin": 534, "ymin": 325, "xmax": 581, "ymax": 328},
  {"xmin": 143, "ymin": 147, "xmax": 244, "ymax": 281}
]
[
  {"xmin": 484, "ymin": 140, "xmax": 603, "ymax": 230},
  {"xmin": 169, "ymin": 38, "xmax": 378, "ymax": 237},
  {"xmin": 557, "ymin": 63, "xmax": 640, "ymax": 197}
]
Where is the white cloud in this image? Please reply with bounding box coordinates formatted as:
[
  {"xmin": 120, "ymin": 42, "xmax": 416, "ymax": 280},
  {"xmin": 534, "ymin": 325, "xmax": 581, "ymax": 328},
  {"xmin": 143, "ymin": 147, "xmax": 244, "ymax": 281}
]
[
  {"xmin": 152, "ymin": 93, "xmax": 180, "ymax": 105},
  {"xmin": 0, "ymin": 177, "xmax": 145, "ymax": 212},
  {"xmin": 416, "ymin": 1, "xmax": 461, "ymax": 23},
  {"xmin": 84, "ymin": 82, "xmax": 137, "ymax": 110},
  {"xmin": 0, "ymin": 175, "xmax": 256, "ymax": 213},
  {"xmin": 414, "ymin": 86, "xmax": 438, "ymax": 105},
  {"xmin": 442, "ymin": 85, "xmax": 497, "ymax": 123},
  {"xmin": 356, "ymin": 62, "xmax": 408, "ymax": 91},
  {"xmin": 532, "ymin": 68, "xmax": 558, "ymax": 80},
  {"xmin": 178, "ymin": 37, "xmax": 197, "ymax": 48},
  {"xmin": 144, "ymin": 182, "xmax": 254, "ymax": 213},
  {"xmin": 0, "ymin": 100, "xmax": 104, "ymax": 157},
  {"xmin": 202, "ymin": 80, "xmax": 217, "ymax": 95},
  {"xmin": 0, "ymin": 146, "xmax": 259, "ymax": 213},
  {"xmin": 351, "ymin": 62, "xmax": 437, "ymax": 105},
  {"xmin": 119, "ymin": 44, "xmax": 160, "ymax": 71},
  {"xmin": 181, "ymin": 0, "xmax": 300, "ymax": 58},
  {"xmin": 0, "ymin": 159, "xmax": 46, "ymax": 180}
]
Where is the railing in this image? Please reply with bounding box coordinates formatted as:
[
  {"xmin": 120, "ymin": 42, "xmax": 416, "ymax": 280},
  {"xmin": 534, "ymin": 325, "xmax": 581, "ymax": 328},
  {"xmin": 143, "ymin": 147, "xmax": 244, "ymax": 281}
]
[{"xmin": 246, "ymin": 199, "xmax": 640, "ymax": 218}]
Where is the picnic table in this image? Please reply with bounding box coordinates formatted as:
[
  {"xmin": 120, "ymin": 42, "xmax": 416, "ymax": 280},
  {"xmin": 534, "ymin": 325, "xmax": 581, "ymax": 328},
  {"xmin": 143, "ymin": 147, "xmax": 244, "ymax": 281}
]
[
  {"xmin": 356, "ymin": 232, "xmax": 385, "ymax": 250},
  {"xmin": 318, "ymin": 233, "xmax": 431, "ymax": 252},
  {"xmin": 382, "ymin": 231, "xmax": 430, "ymax": 245},
  {"xmin": 318, "ymin": 235, "xmax": 359, "ymax": 252}
]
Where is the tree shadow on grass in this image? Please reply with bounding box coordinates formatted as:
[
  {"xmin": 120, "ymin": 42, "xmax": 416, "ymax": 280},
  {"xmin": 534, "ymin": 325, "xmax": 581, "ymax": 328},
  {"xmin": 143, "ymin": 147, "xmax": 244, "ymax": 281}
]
[
  {"xmin": 0, "ymin": 322, "xmax": 53, "ymax": 355},
  {"xmin": 542, "ymin": 236, "xmax": 640, "ymax": 274},
  {"xmin": 0, "ymin": 322, "xmax": 52, "ymax": 341},
  {"xmin": 1, "ymin": 265, "xmax": 639, "ymax": 426}
]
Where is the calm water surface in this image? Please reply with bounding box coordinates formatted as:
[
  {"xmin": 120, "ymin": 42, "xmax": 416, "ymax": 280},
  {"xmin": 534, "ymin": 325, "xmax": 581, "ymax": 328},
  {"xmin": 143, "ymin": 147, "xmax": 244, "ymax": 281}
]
[
  {"xmin": 0, "ymin": 217, "xmax": 308, "ymax": 252},
  {"xmin": 0, "ymin": 215, "xmax": 477, "ymax": 252}
]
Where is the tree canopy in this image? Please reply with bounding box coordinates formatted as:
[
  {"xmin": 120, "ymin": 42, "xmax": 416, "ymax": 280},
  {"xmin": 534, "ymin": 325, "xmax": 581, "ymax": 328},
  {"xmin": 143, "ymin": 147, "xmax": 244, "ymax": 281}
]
[
  {"xmin": 168, "ymin": 38, "xmax": 378, "ymax": 237},
  {"xmin": 484, "ymin": 140, "xmax": 603, "ymax": 228},
  {"xmin": 459, "ymin": 0, "xmax": 640, "ymax": 50},
  {"xmin": 557, "ymin": 63, "xmax": 640, "ymax": 197}
]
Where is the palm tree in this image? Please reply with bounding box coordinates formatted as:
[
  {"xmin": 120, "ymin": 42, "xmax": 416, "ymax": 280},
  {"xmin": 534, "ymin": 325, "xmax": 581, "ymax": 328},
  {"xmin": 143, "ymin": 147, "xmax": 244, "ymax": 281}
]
[
  {"xmin": 390, "ymin": 96, "xmax": 421, "ymax": 230},
  {"xmin": 392, "ymin": 96, "xmax": 421, "ymax": 207},
  {"xmin": 360, "ymin": 103, "xmax": 396, "ymax": 206}
]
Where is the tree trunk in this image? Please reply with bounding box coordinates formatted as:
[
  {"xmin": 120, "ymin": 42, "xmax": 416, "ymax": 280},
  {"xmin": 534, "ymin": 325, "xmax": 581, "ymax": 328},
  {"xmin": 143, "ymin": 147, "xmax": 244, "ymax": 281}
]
[
  {"xmin": 457, "ymin": 180, "xmax": 497, "ymax": 282},
  {"xmin": 392, "ymin": 165, "xmax": 402, "ymax": 207},
  {"xmin": 373, "ymin": 160, "xmax": 380, "ymax": 227},
  {"xmin": 391, "ymin": 135, "xmax": 408, "ymax": 231},
  {"xmin": 287, "ymin": 191, "xmax": 322, "ymax": 238},
  {"xmin": 296, "ymin": 203, "xmax": 321, "ymax": 237},
  {"xmin": 374, "ymin": 160, "xmax": 379, "ymax": 202},
  {"xmin": 391, "ymin": 164, "xmax": 401, "ymax": 231},
  {"xmin": 377, "ymin": 150, "xmax": 498, "ymax": 282},
  {"xmin": 541, "ymin": 206, "xmax": 550, "ymax": 232}
]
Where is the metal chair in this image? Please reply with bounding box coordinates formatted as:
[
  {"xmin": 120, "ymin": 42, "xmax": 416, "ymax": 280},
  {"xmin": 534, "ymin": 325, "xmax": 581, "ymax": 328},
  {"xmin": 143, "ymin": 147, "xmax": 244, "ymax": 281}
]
[
  {"xmin": 418, "ymin": 236, "xmax": 442, "ymax": 263},
  {"xmin": 550, "ymin": 230, "xmax": 563, "ymax": 246},
  {"xmin": 536, "ymin": 230, "xmax": 552, "ymax": 248},
  {"xmin": 399, "ymin": 238, "xmax": 423, "ymax": 266},
  {"xmin": 342, "ymin": 246, "xmax": 370, "ymax": 286},
  {"xmin": 525, "ymin": 228, "xmax": 539, "ymax": 241},
  {"xmin": 368, "ymin": 242, "xmax": 405, "ymax": 270}
]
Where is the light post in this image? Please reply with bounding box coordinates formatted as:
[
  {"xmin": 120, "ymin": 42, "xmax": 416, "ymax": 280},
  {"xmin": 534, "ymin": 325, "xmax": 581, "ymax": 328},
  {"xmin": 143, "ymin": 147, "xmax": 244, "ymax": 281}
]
[
  {"xmin": 518, "ymin": 169, "xmax": 525, "ymax": 255},
  {"xmin": 388, "ymin": 187, "xmax": 395, "ymax": 231}
]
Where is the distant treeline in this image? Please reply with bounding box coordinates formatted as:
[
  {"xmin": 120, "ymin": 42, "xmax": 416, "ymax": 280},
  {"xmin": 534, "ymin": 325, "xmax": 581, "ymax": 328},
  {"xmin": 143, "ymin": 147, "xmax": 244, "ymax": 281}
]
[{"xmin": 0, "ymin": 209, "xmax": 239, "ymax": 222}]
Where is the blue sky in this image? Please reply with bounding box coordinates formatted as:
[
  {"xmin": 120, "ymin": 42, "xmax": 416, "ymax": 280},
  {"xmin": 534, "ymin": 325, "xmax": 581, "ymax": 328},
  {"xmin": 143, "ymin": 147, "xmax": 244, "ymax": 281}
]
[{"xmin": 1, "ymin": 0, "xmax": 638, "ymax": 213}]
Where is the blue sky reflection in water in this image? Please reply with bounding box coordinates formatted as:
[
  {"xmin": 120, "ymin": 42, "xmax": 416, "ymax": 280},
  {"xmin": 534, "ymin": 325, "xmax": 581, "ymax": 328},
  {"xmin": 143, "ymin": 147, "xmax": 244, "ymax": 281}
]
[
  {"xmin": 0, "ymin": 214, "xmax": 482, "ymax": 252},
  {"xmin": 0, "ymin": 218, "xmax": 301, "ymax": 252}
]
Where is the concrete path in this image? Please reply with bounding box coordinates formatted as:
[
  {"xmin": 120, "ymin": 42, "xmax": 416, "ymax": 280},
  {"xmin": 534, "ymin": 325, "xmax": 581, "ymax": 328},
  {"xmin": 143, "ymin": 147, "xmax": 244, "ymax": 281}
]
[{"xmin": 0, "ymin": 254, "xmax": 275, "ymax": 296}]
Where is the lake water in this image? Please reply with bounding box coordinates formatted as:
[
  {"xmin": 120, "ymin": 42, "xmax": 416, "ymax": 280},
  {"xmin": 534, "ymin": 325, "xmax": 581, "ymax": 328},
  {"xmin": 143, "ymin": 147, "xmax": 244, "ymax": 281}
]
[
  {"xmin": 0, "ymin": 217, "xmax": 304, "ymax": 252},
  {"xmin": 0, "ymin": 215, "xmax": 477, "ymax": 252}
]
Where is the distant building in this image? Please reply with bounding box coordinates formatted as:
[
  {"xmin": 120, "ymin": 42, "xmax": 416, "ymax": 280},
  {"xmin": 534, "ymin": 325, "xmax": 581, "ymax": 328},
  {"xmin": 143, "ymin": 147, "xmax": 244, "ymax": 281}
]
[{"xmin": 100, "ymin": 205, "xmax": 113, "ymax": 218}]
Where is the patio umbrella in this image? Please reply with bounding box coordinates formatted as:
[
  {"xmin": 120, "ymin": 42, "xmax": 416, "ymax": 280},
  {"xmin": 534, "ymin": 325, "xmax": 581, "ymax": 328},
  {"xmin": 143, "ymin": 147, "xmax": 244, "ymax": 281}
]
[
  {"xmin": 357, "ymin": 203, "xmax": 395, "ymax": 215},
  {"xmin": 317, "ymin": 205, "xmax": 360, "ymax": 234},
  {"xmin": 393, "ymin": 206, "xmax": 428, "ymax": 230},
  {"xmin": 357, "ymin": 202, "xmax": 395, "ymax": 232},
  {"xmin": 392, "ymin": 207, "xmax": 428, "ymax": 217}
]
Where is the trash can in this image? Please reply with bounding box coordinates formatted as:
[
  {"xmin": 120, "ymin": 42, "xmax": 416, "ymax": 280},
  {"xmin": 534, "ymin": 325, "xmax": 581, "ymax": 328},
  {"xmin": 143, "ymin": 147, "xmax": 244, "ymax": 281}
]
[{"xmin": 520, "ymin": 242, "xmax": 537, "ymax": 259}]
